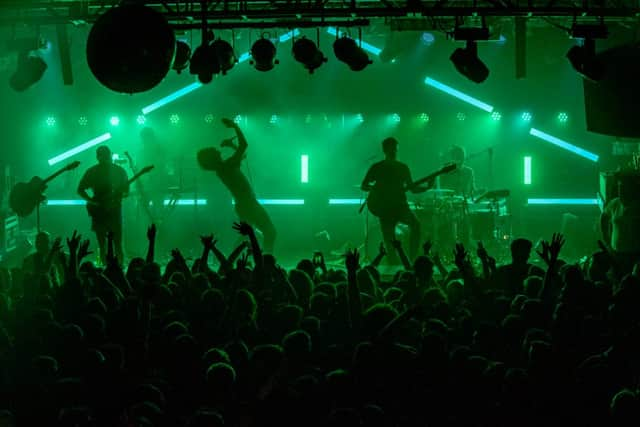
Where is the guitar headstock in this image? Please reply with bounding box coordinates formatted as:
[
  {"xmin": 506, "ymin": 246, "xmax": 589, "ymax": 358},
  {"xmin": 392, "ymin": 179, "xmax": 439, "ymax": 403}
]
[
  {"xmin": 441, "ymin": 162, "xmax": 457, "ymax": 174},
  {"xmin": 65, "ymin": 160, "xmax": 81, "ymax": 171},
  {"xmin": 140, "ymin": 165, "xmax": 155, "ymax": 174}
]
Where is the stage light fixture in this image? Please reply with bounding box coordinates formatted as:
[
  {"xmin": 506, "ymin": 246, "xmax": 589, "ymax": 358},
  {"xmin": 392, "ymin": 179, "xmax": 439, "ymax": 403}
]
[
  {"xmin": 212, "ymin": 39, "xmax": 237, "ymax": 75},
  {"xmin": 521, "ymin": 112, "xmax": 532, "ymax": 122},
  {"xmin": 457, "ymin": 112, "xmax": 466, "ymax": 121},
  {"xmin": 566, "ymin": 24, "xmax": 607, "ymax": 82},
  {"xmin": 234, "ymin": 115, "xmax": 243, "ymax": 124},
  {"xmin": 137, "ymin": 115, "xmax": 146, "ymax": 125},
  {"xmin": 333, "ymin": 36, "xmax": 373, "ymax": 71},
  {"xmin": 421, "ymin": 32, "xmax": 436, "ymax": 45},
  {"xmin": 391, "ymin": 113, "xmax": 401, "ymax": 123},
  {"xmin": 110, "ymin": 116, "xmax": 120, "ymax": 126},
  {"xmin": 169, "ymin": 114, "xmax": 180, "ymax": 125},
  {"xmin": 326, "ymin": 28, "xmax": 381, "ymax": 56},
  {"xmin": 557, "ymin": 112, "xmax": 568, "ymax": 123},
  {"xmin": 269, "ymin": 115, "xmax": 279, "ymax": 124},
  {"xmin": 450, "ymin": 40, "xmax": 490, "ymax": 83},
  {"xmin": 78, "ymin": 116, "xmax": 88, "ymax": 126},
  {"xmin": 419, "ymin": 113, "xmax": 430, "ymax": 123},
  {"xmin": 46, "ymin": 116, "xmax": 56, "ymax": 127},
  {"xmin": 292, "ymin": 36, "xmax": 327, "ymax": 73},
  {"xmin": 356, "ymin": 114, "xmax": 364, "ymax": 123},
  {"xmin": 250, "ymin": 38, "xmax": 278, "ymax": 71},
  {"xmin": 491, "ymin": 111, "xmax": 502, "ymax": 121},
  {"xmin": 172, "ymin": 40, "xmax": 192, "ymax": 74},
  {"xmin": 10, "ymin": 51, "xmax": 47, "ymax": 92},
  {"xmin": 204, "ymin": 114, "xmax": 214, "ymax": 124},
  {"xmin": 189, "ymin": 42, "xmax": 219, "ymax": 83}
]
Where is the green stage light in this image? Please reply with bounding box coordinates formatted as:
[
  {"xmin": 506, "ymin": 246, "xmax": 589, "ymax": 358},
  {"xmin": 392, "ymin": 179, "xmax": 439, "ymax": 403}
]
[
  {"xmin": 557, "ymin": 112, "xmax": 568, "ymax": 123},
  {"xmin": 356, "ymin": 113, "xmax": 364, "ymax": 123},
  {"xmin": 136, "ymin": 115, "xmax": 146, "ymax": 125},
  {"xmin": 110, "ymin": 116, "xmax": 120, "ymax": 126},
  {"xmin": 169, "ymin": 114, "xmax": 180, "ymax": 125},
  {"xmin": 234, "ymin": 115, "xmax": 243, "ymax": 124},
  {"xmin": 521, "ymin": 112, "xmax": 532, "ymax": 122},
  {"xmin": 456, "ymin": 112, "xmax": 466, "ymax": 121},
  {"xmin": 391, "ymin": 113, "xmax": 401, "ymax": 123},
  {"xmin": 78, "ymin": 116, "xmax": 88, "ymax": 126},
  {"xmin": 419, "ymin": 113, "xmax": 430, "ymax": 123},
  {"xmin": 269, "ymin": 114, "xmax": 279, "ymax": 124},
  {"xmin": 46, "ymin": 116, "xmax": 56, "ymax": 127},
  {"xmin": 305, "ymin": 114, "xmax": 312, "ymax": 124},
  {"xmin": 491, "ymin": 111, "xmax": 502, "ymax": 121},
  {"xmin": 204, "ymin": 114, "xmax": 214, "ymax": 123}
]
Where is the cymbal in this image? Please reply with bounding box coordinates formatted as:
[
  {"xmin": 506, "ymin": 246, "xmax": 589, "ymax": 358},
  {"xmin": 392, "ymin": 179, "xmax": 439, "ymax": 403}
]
[{"xmin": 423, "ymin": 189, "xmax": 455, "ymax": 196}]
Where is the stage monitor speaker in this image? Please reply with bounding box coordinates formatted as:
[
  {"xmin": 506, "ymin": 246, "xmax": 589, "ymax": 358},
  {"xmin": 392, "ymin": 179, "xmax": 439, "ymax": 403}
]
[{"xmin": 583, "ymin": 43, "xmax": 640, "ymax": 138}]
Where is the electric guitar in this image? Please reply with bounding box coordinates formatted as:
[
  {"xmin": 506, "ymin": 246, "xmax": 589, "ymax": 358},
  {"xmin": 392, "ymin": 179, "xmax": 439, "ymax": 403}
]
[
  {"xmin": 124, "ymin": 151, "xmax": 156, "ymax": 223},
  {"xmin": 9, "ymin": 161, "xmax": 81, "ymax": 217},
  {"xmin": 86, "ymin": 165, "xmax": 154, "ymax": 219},
  {"xmin": 363, "ymin": 163, "xmax": 457, "ymax": 219}
]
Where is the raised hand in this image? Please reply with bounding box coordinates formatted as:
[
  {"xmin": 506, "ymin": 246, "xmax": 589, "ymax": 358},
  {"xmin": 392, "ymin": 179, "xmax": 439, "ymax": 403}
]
[
  {"xmin": 78, "ymin": 239, "xmax": 93, "ymax": 261},
  {"xmin": 200, "ymin": 234, "xmax": 218, "ymax": 251},
  {"xmin": 50, "ymin": 237, "xmax": 63, "ymax": 254},
  {"xmin": 147, "ymin": 224, "xmax": 157, "ymax": 241},
  {"xmin": 537, "ymin": 240, "xmax": 551, "ymax": 265},
  {"xmin": 549, "ymin": 232, "xmax": 565, "ymax": 263},
  {"xmin": 237, "ymin": 252, "xmax": 250, "ymax": 270},
  {"xmin": 422, "ymin": 240, "xmax": 433, "ymax": 256},
  {"xmin": 171, "ymin": 248, "xmax": 186, "ymax": 265},
  {"xmin": 454, "ymin": 243, "xmax": 468, "ymax": 269},
  {"xmin": 345, "ymin": 248, "xmax": 360, "ymax": 272},
  {"xmin": 232, "ymin": 221, "xmax": 253, "ymax": 236},
  {"xmin": 221, "ymin": 118, "xmax": 237, "ymax": 128},
  {"xmin": 66, "ymin": 230, "xmax": 81, "ymax": 253}
]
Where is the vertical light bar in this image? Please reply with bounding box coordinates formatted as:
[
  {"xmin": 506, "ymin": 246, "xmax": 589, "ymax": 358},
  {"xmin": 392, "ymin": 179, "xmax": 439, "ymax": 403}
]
[
  {"xmin": 529, "ymin": 128, "xmax": 599, "ymax": 162},
  {"xmin": 141, "ymin": 81, "xmax": 203, "ymax": 115},
  {"xmin": 424, "ymin": 77, "xmax": 494, "ymax": 112},
  {"xmin": 301, "ymin": 155, "xmax": 309, "ymax": 183},
  {"xmin": 524, "ymin": 156, "xmax": 532, "ymax": 185},
  {"xmin": 48, "ymin": 132, "xmax": 112, "ymax": 165},
  {"xmin": 527, "ymin": 198, "xmax": 598, "ymax": 205},
  {"xmin": 326, "ymin": 27, "xmax": 382, "ymax": 55}
]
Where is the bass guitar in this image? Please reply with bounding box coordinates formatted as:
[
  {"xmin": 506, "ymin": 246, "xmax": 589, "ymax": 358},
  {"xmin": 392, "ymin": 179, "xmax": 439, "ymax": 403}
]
[
  {"xmin": 363, "ymin": 163, "xmax": 457, "ymax": 219},
  {"xmin": 9, "ymin": 160, "xmax": 81, "ymax": 217},
  {"xmin": 86, "ymin": 165, "xmax": 154, "ymax": 220}
]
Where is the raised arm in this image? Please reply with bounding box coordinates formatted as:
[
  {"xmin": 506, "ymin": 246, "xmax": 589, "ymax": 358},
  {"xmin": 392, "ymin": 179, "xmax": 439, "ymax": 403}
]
[{"xmin": 222, "ymin": 118, "xmax": 247, "ymax": 164}]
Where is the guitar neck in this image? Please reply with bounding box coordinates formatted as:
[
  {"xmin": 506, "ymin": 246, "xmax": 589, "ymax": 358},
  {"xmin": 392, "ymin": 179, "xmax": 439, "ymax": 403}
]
[{"xmin": 43, "ymin": 167, "xmax": 70, "ymax": 184}]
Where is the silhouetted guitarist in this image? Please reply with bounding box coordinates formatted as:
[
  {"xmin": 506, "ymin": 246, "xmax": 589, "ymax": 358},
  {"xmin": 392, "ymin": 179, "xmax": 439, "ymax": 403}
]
[
  {"xmin": 361, "ymin": 137, "xmax": 433, "ymax": 263},
  {"xmin": 77, "ymin": 146, "xmax": 129, "ymax": 265}
]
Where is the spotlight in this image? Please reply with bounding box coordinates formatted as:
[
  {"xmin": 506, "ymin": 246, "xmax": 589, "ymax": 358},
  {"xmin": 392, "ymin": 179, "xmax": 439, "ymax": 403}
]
[
  {"xmin": 566, "ymin": 38, "xmax": 605, "ymax": 82},
  {"xmin": 170, "ymin": 114, "xmax": 180, "ymax": 125},
  {"xmin": 391, "ymin": 113, "xmax": 401, "ymax": 123},
  {"xmin": 521, "ymin": 112, "xmax": 532, "ymax": 122},
  {"xmin": 269, "ymin": 115, "xmax": 279, "ymax": 124},
  {"xmin": 46, "ymin": 116, "xmax": 56, "ymax": 127},
  {"xmin": 234, "ymin": 115, "xmax": 243, "ymax": 124},
  {"xmin": 419, "ymin": 113, "xmax": 430, "ymax": 123},
  {"xmin": 212, "ymin": 39, "xmax": 237, "ymax": 75},
  {"xmin": 491, "ymin": 111, "xmax": 502, "ymax": 121},
  {"xmin": 557, "ymin": 112, "xmax": 568, "ymax": 123},
  {"xmin": 292, "ymin": 36, "xmax": 327, "ymax": 73},
  {"xmin": 450, "ymin": 40, "xmax": 489, "ymax": 83},
  {"xmin": 204, "ymin": 114, "xmax": 214, "ymax": 124},
  {"xmin": 9, "ymin": 51, "xmax": 47, "ymax": 92},
  {"xmin": 78, "ymin": 116, "xmax": 88, "ymax": 126},
  {"xmin": 172, "ymin": 40, "xmax": 191, "ymax": 74},
  {"xmin": 110, "ymin": 116, "xmax": 120, "ymax": 126},
  {"xmin": 189, "ymin": 42, "xmax": 219, "ymax": 83},
  {"xmin": 333, "ymin": 36, "xmax": 372, "ymax": 71},
  {"xmin": 136, "ymin": 115, "xmax": 146, "ymax": 125},
  {"xmin": 250, "ymin": 38, "xmax": 278, "ymax": 72},
  {"xmin": 457, "ymin": 112, "xmax": 466, "ymax": 121},
  {"xmin": 356, "ymin": 114, "xmax": 364, "ymax": 123}
]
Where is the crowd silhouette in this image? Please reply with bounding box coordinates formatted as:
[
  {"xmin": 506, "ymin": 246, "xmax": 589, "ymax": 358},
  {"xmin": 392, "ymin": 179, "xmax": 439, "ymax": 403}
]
[{"xmin": 1, "ymin": 220, "xmax": 639, "ymax": 427}]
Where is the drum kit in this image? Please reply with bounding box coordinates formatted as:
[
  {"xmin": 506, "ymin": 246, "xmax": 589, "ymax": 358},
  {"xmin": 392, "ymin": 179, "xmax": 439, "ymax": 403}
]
[{"xmin": 411, "ymin": 188, "xmax": 511, "ymax": 249}]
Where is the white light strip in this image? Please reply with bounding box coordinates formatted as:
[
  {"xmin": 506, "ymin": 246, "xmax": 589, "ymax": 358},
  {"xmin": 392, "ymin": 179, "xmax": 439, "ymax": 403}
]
[
  {"xmin": 164, "ymin": 199, "xmax": 208, "ymax": 206},
  {"xmin": 329, "ymin": 199, "xmax": 362, "ymax": 205},
  {"xmin": 48, "ymin": 132, "xmax": 112, "ymax": 166},
  {"xmin": 529, "ymin": 128, "xmax": 599, "ymax": 162},
  {"xmin": 527, "ymin": 198, "xmax": 599, "ymax": 205},
  {"xmin": 46, "ymin": 199, "xmax": 87, "ymax": 206},
  {"xmin": 424, "ymin": 77, "xmax": 494, "ymax": 112}
]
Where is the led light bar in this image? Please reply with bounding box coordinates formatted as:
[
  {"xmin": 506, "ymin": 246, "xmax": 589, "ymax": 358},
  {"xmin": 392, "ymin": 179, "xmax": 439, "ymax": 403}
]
[
  {"xmin": 48, "ymin": 132, "xmax": 112, "ymax": 166},
  {"xmin": 301, "ymin": 155, "xmax": 309, "ymax": 183},
  {"xmin": 329, "ymin": 199, "xmax": 362, "ymax": 205},
  {"xmin": 524, "ymin": 156, "xmax": 532, "ymax": 185},
  {"xmin": 46, "ymin": 199, "xmax": 87, "ymax": 206},
  {"xmin": 527, "ymin": 198, "xmax": 598, "ymax": 205},
  {"xmin": 326, "ymin": 27, "xmax": 382, "ymax": 56},
  {"xmin": 259, "ymin": 199, "xmax": 305, "ymax": 205},
  {"xmin": 164, "ymin": 199, "xmax": 208, "ymax": 206},
  {"xmin": 278, "ymin": 29, "xmax": 301, "ymax": 43},
  {"xmin": 529, "ymin": 128, "xmax": 599, "ymax": 162},
  {"xmin": 424, "ymin": 77, "xmax": 494, "ymax": 112}
]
